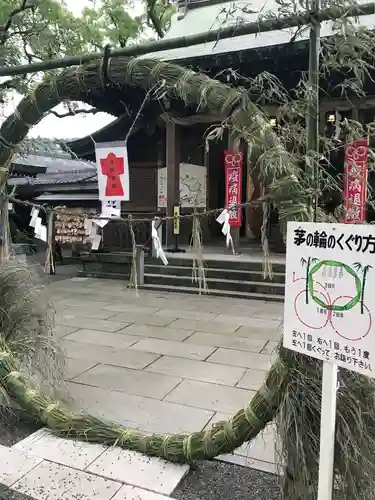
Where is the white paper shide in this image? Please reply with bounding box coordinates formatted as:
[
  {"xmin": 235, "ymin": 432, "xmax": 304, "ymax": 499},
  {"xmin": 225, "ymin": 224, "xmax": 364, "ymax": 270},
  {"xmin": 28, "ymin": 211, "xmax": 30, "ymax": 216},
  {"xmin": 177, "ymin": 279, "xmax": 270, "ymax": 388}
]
[{"xmin": 216, "ymin": 209, "xmax": 234, "ymax": 254}]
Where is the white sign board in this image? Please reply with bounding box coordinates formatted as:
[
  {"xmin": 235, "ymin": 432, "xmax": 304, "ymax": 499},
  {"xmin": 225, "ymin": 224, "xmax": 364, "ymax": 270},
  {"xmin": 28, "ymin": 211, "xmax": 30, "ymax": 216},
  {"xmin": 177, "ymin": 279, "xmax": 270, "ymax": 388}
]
[
  {"xmin": 284, "ymin": 221, "xmax": 375, "ymax": 378},
  {"xmin": 158, "ymin": 163, "xmax": 207, "ymax": 208},
  {"xmin": 95, "ymin": 141, "xmax": 130, "ymax": 202}
]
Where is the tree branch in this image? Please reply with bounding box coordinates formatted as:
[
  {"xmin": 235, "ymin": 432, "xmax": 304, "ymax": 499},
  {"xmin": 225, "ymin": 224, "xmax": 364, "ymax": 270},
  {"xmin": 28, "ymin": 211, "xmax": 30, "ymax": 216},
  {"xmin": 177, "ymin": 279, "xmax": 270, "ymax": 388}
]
[
  {"xmin": 48, "ymin": 107, "xmax": 100, "ymax": 118},
  {"xmin": 147, "ymin": 0, "xmax": 165, "ymax": 39},
  {"xmin": 0, "ymin": 0, "xmax": 36, "ymax": 46}
]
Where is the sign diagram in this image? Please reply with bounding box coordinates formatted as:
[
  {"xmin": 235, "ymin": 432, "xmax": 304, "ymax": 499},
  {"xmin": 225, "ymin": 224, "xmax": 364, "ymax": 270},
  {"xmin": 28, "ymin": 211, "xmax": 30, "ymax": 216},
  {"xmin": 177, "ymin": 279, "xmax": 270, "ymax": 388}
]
[
  {"xmin": 284, "ymin": 222, "xmax": 375, "ymax": 377},
  {"xmin": 293, "ymin": 258, "xmax": 371, "ymax": 341}
]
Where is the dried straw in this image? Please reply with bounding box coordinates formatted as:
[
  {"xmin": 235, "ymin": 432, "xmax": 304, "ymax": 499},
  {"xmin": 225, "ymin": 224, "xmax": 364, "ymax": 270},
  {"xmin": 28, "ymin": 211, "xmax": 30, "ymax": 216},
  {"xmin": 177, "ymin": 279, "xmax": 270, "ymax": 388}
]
[
  {"xmin": 0, "ymin": 335, "xmax": 289, "ymax": 461},
  {"xmin": 190, "ymin": 213, "xmax": 208, "ymax": 294},
  {"xmin": 127, "ymin": 215, "xmax": 139, "ymax": 297},
  {"xmin": 277, "ymin": 346, "xmax": 375, "ymax": 500},
  {"xmin": 0, "ymin": 57, "xmax": 307, "ymax": 234},
  {"xmin": 0, "ymin": 262, "xmax": 64, "ymax": 405},
  {"xmin": 260, "ymin": 184, "xmax": 273, "ymax": 280},
  {"xmin": 44, "ymin": 211, "xmax": 55, "ymax": 275},
  {"xmin": 0, "ymin": 56, "xmax": 374, "ymax": 500}
]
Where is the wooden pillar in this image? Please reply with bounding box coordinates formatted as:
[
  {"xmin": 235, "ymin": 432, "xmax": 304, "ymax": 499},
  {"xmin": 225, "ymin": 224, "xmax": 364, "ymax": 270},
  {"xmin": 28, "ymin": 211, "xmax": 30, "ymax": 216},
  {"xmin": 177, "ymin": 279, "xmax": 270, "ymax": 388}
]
[
  {"xmin": 228, "ymin": 132, "xmax": 240, "ymax": 254},
  {"xmin": 166, "ymin": 121, "xmax": 180, "ymax": 247}
]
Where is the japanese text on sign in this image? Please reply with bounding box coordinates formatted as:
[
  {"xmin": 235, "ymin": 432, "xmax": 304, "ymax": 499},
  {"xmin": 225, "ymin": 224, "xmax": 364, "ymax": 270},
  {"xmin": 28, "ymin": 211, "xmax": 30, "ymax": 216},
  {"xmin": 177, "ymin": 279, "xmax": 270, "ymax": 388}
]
[
  {"xmin": 344, "ymin": 139, "xmax": 368, "ymax": 224},
  {"xmin": 290, "ymin": 330, "xmax": 372, "ymax": 371},
  {"xmin": 293, "ymin": 227, "xmax": 375, "ymax": 254},
  {"xmin": 284, "ymin": 221, "xmax": 375, "ymax": 378},
  {"xmin": 224, "ymin": 150, "xmax": 243, "ymax": 227}
]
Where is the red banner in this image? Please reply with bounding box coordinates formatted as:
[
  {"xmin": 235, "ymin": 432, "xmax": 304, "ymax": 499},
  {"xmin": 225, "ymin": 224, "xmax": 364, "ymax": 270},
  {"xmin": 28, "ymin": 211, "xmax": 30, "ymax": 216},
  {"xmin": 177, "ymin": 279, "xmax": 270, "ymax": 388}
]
[
  {"xmin": 224, "ymin": 150, "xmax": 243, "ymax": 226},
  {"xmin": 344, "ymin": 139, "xmax": 368, "ymax": 224}
]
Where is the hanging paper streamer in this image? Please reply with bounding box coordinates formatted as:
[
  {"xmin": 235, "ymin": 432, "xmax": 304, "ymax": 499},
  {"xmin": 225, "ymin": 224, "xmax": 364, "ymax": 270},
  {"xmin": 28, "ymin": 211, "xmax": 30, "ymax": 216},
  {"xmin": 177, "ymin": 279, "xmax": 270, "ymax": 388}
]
[
  {"xmin": 29, "ymin": 207, "xmax": 39, "ymax": 228},
  {"xmin": 152, "ymin": 220, "xmax": 168, "ymax": 265},
  {"xmin": 36, "ymin": 225, "xmax": 47, "ymax": 242},
  {"xmin": 216, "ymin": 209, "xmax": 234, "ymax": 254},
  {"xmin": 91, "ymin": 233, "xmax": 102, "ymax": 250}
]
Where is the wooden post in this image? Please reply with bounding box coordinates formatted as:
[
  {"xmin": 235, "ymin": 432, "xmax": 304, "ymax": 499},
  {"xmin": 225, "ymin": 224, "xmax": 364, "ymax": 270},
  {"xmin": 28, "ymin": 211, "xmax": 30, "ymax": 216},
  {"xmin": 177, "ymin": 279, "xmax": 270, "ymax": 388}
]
[
  {"xmin": 135, "ymin": 245, "xmax": 144, "ymax": 285},
  {"xmin": 228, "ymin": 132, "xmax": 241, "ymax": 254},
  {"xmin": 166, "ymin": 121, "xmax": 181, "ymax": 247},
  {"xmin": 0, "ymin": 192, "xmax": 10, "ymax": 263},
  {"xmin": 46, "ymin": 211, "xmax": 56, "ymax": 275}
]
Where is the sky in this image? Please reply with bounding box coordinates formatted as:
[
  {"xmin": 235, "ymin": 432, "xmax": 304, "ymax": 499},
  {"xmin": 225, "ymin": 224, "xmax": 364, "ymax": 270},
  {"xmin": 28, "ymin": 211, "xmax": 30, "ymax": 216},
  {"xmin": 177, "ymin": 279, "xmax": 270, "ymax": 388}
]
[{"xmin": 1, "ymin": 0, "xmax": 119, "ymax": 141}]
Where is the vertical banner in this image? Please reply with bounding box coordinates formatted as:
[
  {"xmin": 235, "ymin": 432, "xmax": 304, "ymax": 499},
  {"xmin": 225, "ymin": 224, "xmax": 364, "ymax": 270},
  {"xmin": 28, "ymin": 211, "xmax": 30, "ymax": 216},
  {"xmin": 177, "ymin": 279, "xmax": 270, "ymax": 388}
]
[
  {"xmin": 173, "ymin": 205, "xmax": 180, "ymax": 235},
  {"xmin": 344, "ymin": 139, "xmax": 368, "ymax": 224},
  {"xmin": 224, "ymin": 150, "xmax": 243, "ymax": 226},
  {"xmin": 95, "ymin": 141, "xmax": 130, "ymax": 201}
]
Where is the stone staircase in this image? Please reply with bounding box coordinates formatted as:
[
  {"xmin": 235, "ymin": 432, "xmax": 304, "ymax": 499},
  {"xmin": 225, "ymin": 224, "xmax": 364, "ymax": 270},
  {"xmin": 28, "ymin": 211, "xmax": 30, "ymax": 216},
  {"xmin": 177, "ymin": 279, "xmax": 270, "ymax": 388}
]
[{"xmin": 142, "ymin": 256, "xmax": 285, "ymax": 302}]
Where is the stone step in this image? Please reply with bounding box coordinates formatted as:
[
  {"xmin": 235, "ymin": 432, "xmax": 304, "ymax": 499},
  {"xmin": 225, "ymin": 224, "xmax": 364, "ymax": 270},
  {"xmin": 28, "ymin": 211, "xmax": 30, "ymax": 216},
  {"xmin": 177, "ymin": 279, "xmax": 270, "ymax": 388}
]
[
  {"xmin": 144, "ymin": 273, "xmax": 285, "ymax": 296},
  {"xmin": 148, "ymin": 257, "xmax": 286, "ymax": 273},
  {"xmin": 77, "ymin": 270, "xmax": 131, "ymax": 281},
  {"xmin": 145, "ymin": 264, "xmax": 286, "ymax": 283},
  {"xmin": 140, "ymin": 283, "xmax": 284, "ymax": 302}
]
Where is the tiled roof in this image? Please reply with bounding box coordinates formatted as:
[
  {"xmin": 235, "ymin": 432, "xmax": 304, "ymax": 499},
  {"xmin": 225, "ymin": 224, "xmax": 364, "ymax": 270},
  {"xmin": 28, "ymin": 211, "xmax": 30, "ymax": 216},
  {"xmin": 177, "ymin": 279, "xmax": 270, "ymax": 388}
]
[
  {"xmin": 12, "ymin": 153, "xmax": 96, "ymax": 172},
  {"xmin": 19, "ymin": 137, "xmax": 71, "ymax": 158},
  {"xmin": 10, "ymin": 136, "xmax": 97, "ymax": 187},
  {"xmin": 9, "ymin": 169, "xmax": 97, "ymax": 187},
  {"xmin": 11, "ymin": 136, "xmax": 97, "ymax": 187}
]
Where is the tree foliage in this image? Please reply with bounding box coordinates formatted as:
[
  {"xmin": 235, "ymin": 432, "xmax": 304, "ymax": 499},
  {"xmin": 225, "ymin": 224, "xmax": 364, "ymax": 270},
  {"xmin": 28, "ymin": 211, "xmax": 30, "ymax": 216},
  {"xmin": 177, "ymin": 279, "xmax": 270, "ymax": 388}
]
[{"xmin": 0, "ymin": 0, "xmax": 175, "ymax": 102}]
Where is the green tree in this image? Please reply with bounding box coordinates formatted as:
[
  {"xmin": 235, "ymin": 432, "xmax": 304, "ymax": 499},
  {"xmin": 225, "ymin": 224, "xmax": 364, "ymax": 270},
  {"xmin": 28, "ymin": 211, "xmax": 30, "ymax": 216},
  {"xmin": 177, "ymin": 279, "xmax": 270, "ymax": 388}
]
[{"xmin": 0, "ymin": 0, "xmax": 174, "ymax": 104}]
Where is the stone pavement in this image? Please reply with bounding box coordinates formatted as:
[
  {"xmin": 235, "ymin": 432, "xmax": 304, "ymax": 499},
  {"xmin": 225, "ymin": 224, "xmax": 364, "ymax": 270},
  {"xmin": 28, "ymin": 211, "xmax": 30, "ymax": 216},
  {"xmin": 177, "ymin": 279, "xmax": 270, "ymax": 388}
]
[{"xmin": 2, "ymin": 277, "xmax": 283, "ymax": 499}]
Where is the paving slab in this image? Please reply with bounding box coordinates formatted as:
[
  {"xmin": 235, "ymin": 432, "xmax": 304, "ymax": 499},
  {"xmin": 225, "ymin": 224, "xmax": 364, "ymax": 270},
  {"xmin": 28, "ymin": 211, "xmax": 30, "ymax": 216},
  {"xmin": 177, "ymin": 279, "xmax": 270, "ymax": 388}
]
[
  {"xmin": 155, "ymin": 309, "xmax": 218, "ymax": 322},
  {"xmin": 185, "ymin": 332, "xmax": 267, "ymax": 352},
  {"xmin": 60, "ymin": 307, "xmax": 118, "ymax": 320},
  {"xmin": 67, "ymin": 382, "xmax": 213, "ymax": 434},
  {"xmin": 120, "ymin": 324, "xmax": 193, "ymax": 341},
  {"xmin": 59, "ymin": 298, "xmax": 113, "ymax": 309},
  {"xmin": 65, "ymin": 357, "xmax": 98, "ymax": 380},
  {"xmin": 167, "ymin": 318, "xmax": 238, "ymax": 334},
  {"xmin": 165, "ymin": 379, "xmax": 255, "ymax": 414},
  {"xmin": 72, "ymin": 363, "xmax": 181, "ymax": 399},
  {"xmin": 64, "ymin": 329, "xmax": 138, "ymax": 349},
  {"xmin": 129, "ymin": 338, "xmax": 216, "ymax": 361},
  {"xmin": 57, "ymin": 316, "xmax": 127, "ymax": 332},
  {"xmin": 112, "ymin": 485, "xmax": 170, "ymax": 500},
  {"xmin": 251, "ymin": 307, "xmax": 284, "ymax": 321},
  {"xmin": 110, "ymin": 312, "xmax": 176, "ymax": 327},
  {"xmin": 62, "ymin": 339, "xmax": 159, "ymax": 369},
  {"xmin": 0, "ymin": 445, "xmax": 42, "ymax": 487},
  {"xmin": 12, "ymin": 460, "xmax": 121, "ymax": 500},
  {"xmin": 103, "ymin": 303, "xmax": 162, "ymax": 314},
  {"xmin": 239, "ymin": 425, "xmax": 278, "ymax": 463},
  {"xmin": 53, "ymin": 325, "xmax": 79, "ymax": 338},
  {"xmin": 207, "ymin": 348, "xmax": 274, "ymax": 371},
  {"xmin": 261, "ymin": 341, "xmax": 279, "ymax": 355},
  {"xmin": 13, "ymin": 429, "xmax": 106, "ymax": 469},
  {"xmin": 216, "ymin": 453, "xmax": 279, "ymax": 474},
  {"xmin": 213, "ymin": 315, "xmax": 281, "ymax": 329},
  {"xmin": 236, "ymin": 369, "xmax": 267, "ymax": 391},
  {"xmin": 234, "ymin": 325, "xmax": 282, "ymax": 341},
  {"xmin": 87, "ymin": 447, "xmax": 189, "ymax": 495},
  {"xmin": 145, "ymin": 356, "xmax": 245, "ymax": 386}
]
